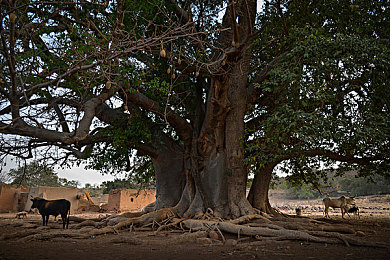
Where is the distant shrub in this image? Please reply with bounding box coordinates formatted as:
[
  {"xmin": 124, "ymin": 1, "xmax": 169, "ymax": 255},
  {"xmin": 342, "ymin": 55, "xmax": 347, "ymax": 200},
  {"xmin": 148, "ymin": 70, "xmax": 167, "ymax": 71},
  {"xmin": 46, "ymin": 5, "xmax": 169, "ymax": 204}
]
[{"xmin": 339, "ymin": 175, "xmax": 390, "ymax": 196}]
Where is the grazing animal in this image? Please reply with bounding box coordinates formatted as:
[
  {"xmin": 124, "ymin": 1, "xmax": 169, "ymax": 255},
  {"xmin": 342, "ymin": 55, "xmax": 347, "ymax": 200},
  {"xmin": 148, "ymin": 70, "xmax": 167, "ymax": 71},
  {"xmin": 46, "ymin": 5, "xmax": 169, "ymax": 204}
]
[
  {"xmin": 323, "ymin": 196, "xmax": 356, "ymax": 219},
  {"xmin": 15, "ymin": 211, "xmax": 27, "ymax": 219},
  {"xmin": 30, "ymin": 198, "xmax": 71, "ymax": 229},
  {"xmin": 345, "ymin": 205, "xmax": 360, "ymax": 219}
]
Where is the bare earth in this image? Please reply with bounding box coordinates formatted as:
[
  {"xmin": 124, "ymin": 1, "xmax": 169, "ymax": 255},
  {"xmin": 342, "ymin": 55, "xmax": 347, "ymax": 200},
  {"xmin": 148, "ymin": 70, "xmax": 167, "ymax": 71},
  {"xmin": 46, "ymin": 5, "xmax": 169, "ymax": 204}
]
[{"xmin": 1, "ymin": 195, "xmax": 389, "ymax": 260}]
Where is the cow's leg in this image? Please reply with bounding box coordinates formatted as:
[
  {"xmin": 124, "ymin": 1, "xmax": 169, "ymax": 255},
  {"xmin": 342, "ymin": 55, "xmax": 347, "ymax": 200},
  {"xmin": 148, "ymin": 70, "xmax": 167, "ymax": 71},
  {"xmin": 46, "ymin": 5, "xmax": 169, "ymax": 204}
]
[
  {"xmin": 66, "ymin": 209, "xmax": 70, "ymax": 229},
  {"xmin": 41, "ymin": 214, "xmax": 45, "ymax": 226},
  {"xmin": 61, "ymin": 213, "xmax": 66, "ymax": 229},
  {"xmin": 45, "ymin": 215, "xmax": 49, "ymax": 226},
  {"xmin": 324, "ymin": 206, "xmax": 329, "ymax": 218}
]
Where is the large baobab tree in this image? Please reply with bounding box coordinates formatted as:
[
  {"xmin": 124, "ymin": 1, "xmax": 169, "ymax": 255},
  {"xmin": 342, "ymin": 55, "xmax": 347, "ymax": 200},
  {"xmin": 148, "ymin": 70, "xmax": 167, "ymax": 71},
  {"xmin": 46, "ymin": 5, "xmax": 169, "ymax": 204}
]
[{"xmin": 1, "ymin": 0, "xmax": 389, "ymax": 219}]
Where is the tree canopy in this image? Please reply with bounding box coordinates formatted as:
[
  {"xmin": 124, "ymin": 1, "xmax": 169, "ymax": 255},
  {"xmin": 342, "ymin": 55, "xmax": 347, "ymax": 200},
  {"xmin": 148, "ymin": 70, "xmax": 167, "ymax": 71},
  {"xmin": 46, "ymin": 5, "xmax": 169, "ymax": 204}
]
[{"xmin": 1, "ymin": 0, "xmax": 389, "ymax": 218}]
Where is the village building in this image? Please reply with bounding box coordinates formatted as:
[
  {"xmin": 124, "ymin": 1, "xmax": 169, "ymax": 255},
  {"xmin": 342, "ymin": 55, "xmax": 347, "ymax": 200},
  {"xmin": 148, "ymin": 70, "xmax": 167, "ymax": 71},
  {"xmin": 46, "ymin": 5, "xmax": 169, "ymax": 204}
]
[
  {"xmin": 0, "ymin": 184, "xmax": 29, "ymax": 213},
  {"xmin": 1, "ymin": 184, "xmax": 156, "ymax": 214},
  {"xmin": 106, "ymin": 188, "xmax": 155, "ymax": 212}
]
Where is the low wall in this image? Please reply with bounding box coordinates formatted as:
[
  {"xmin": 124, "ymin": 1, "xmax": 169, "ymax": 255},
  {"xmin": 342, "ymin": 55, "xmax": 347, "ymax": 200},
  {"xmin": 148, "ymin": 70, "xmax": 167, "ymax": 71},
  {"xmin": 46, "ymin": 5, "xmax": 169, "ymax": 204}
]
[
  {"xmin": 0, "ymin": 184, "xmax": 29, "ymax": 213},
  {"xmin": 107, "ymin": 189, "xmax": 155, "ymax": 212}
]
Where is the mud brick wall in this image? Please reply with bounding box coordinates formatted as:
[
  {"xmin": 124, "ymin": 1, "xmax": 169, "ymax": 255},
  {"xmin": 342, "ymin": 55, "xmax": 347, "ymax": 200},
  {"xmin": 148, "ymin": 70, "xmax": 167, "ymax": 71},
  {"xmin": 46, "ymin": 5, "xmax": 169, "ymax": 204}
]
[
  {"xmin": 0, "ymin": 184, "xmax": 29, "ymax": 213},
  {"xmin": 107, "ymin": 189, "xmax": 156, "ymax": 212}
]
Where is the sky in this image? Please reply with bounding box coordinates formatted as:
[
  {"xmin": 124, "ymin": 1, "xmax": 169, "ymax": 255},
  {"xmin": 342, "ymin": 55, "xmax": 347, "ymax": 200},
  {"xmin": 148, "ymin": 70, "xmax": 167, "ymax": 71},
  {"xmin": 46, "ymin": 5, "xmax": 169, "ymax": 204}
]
[
  {"xmin": 55, "ymin": 165, "xmax": 119, "ymax": 187},
  {"xmin": 1, "ymin": 156, "xmax": 120, "ymax": 187}
]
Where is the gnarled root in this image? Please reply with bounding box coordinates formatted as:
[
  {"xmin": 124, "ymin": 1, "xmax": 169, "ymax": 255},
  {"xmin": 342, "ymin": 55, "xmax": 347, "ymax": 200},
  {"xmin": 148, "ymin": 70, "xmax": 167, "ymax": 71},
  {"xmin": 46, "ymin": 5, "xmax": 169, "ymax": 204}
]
[
  {"xmin": 229, "ymin": 214, "xmax": 271, "ymax": 225},
  {"xmin": 113, "ymin": 208, "xmax": 176, "ymax": 230},
  {"xmin": 182, "ymin": 219, "xmax": 388, "ymax": 248}
]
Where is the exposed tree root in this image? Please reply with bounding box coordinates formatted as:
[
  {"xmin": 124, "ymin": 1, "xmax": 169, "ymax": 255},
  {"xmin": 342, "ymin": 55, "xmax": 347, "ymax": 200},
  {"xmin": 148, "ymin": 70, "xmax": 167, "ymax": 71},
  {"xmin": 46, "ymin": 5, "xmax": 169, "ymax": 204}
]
[
  {"xmin": 118, "ymin": 212, "xmax": 145, "ymax": 218},
  {"xmin": 247, "ymin": 222, "xmax": 285, "ymax": 230},
  {"xmin": 68, "ymin": 215, "xmax": 106, "ymax": 223},
  {"xmin": 71, "ymin": 220, "xmax": 99, "ymax": 229},
  {"xmin": 155, "ymin": 218, "xmax": 183, "ymax": 234},
  {"xmin": 113, "ymin": 208, "xmax": 176, "ymax": 230},
  {"xmin": 106, "ymin": 217, "xmax": 129, "ymax": 226},
  {"xmin": 1, "ymin": 228, "xmax": 85, "ymax": 242},
  {"xmin": 0, "ymin": 230, "xmax": 37, "ymax": 240},
  {"xmin": 73, "ymin": 208, "xmax": 177, "ymax": 238},
  {"xmin": 4, "ymin": 209, "xmax": 388, "ymax": 249},
  {"xmin": 163, "ymin": 231, "xmax": 208, "ymax": 244},
  {"xmin": 181, "ymin": 219, "xmax": 388, "ymax": 248},
  {"xmin": 83, "ymin": 226, "xmax": 116, "ymax": 237},
  {"xmin": 309, "ymin": 225, "xmax": 355, "ymax": 234},
  {"xmin": 229, "ymin": 214, "xmax": 271, "ymax": 225},
  {"xmin": 18, "ymin": 231, "xmax": 84, "ymax": 242}
]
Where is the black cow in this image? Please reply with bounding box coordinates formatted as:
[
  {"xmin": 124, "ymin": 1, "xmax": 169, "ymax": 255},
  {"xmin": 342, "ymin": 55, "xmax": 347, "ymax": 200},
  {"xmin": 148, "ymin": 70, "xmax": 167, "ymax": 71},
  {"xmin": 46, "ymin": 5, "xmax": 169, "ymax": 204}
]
[{"xmin": 30, "ymin": 198, "xmax": 71, "ymax": 229}]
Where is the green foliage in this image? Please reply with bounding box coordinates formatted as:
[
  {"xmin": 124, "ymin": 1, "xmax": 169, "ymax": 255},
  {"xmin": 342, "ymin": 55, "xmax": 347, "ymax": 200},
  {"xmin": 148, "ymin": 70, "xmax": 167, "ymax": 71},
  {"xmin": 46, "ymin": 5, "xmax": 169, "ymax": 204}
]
[
  {"xmin": 88, "ymin": 152, "xmax": 155, "ymax": 190},
  {"xmin": 6, "ymin": 162, "xmax": 75, "ymax": 187},
  {"xmin": 286, "ymin": 183, "xmax": 321, "ymax": 200},
  {"xmin": 277, "ymin": 171, "xmax": 390, "ymax": 199},
  {"xmin": 339, "ymin": 175, "xmax": 390, "ymax": 196},
  {"xmin": 247, "ymin": 0, "xmax": 390, "ymax": 185},
  {"xmin": 83, "ymin": 183, "xmax": 103, "ymax": 197},
  {"xmin": 247, "ymin": 177, "xmax": 254, "ymax": 189},
  {"xmin": 100, "ymin": 178, "xmax": 137, "ymax": 194}
]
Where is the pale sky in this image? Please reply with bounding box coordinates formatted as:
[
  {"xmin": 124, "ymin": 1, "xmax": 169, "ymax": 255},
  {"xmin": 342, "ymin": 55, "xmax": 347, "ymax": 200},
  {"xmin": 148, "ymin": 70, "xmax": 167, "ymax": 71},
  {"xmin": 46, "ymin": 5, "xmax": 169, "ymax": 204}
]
[
  {"xmin": 55, "ymin": 164, "xmax": 120, "ymax": 187},
  {"xmin": 1, "ymin": 156, "xmax": 120, "ymax": 187}
]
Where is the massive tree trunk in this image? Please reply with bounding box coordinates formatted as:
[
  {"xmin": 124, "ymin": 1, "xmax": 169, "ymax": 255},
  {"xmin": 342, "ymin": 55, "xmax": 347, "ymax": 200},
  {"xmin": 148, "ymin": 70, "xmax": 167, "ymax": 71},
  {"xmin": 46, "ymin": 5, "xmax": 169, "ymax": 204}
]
[
  {"xmin": 247, "ymin": 162, "xmax": 279, "ymax": 215},
  {"xmin": 167, "ymin": 0, "xmax": 259, "ymax": 219},
  {"xmin": 141, "ymin": 0, "xmax": 261, "ymax": 219},
  {"xmin": 150, "ymin": 141, "xmax": 186, "ymax": 211}
]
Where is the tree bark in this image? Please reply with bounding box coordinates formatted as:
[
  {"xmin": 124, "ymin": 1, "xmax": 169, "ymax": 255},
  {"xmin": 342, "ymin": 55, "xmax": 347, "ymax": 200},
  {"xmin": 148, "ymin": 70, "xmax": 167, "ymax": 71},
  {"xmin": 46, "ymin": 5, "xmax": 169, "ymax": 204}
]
[
  {"xmin": 169, "ymin": 0, "xmax": 259, "ymax": 219},
  {"xmin": 150, "ymin": 139, "xmax": 186, "ymax": 211},
  {"xmin": 248, "ymin": 163, "xmax": 278, "ymax": 215}
]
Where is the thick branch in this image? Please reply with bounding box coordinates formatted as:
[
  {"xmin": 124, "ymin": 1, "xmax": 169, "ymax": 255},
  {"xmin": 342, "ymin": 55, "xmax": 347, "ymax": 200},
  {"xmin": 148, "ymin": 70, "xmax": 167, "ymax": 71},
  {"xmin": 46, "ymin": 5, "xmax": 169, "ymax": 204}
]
[{"xmin": 126, "ymin": 89, "xmax": 192, "ymax": 145}]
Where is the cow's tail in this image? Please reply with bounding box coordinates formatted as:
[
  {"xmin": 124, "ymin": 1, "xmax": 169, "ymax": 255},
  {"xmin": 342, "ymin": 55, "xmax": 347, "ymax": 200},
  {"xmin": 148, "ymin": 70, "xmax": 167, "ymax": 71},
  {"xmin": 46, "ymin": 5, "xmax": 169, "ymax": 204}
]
[{"xmin": 66, "ymin": 206, "xmax": 70, "ymax": 229}]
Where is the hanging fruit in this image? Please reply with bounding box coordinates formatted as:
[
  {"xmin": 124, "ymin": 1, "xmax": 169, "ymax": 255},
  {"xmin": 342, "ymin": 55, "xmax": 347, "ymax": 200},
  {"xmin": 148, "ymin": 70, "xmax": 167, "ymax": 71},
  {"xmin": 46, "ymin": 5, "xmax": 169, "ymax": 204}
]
[
  {"xmin": 106, "ymin": 80, "xmax": 111, "ymax": 89},
  {"xmin": 9, "ymin": 13, "xmax": 17, "ymax": 23},
  {"xmin": 160, "ymin": 48, "xmax": 166, "ymax": 58}
]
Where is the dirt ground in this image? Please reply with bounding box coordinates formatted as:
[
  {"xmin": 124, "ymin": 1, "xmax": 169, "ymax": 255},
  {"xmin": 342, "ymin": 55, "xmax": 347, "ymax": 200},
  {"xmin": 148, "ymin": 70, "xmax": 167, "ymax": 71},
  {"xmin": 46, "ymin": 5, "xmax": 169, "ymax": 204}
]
[{"xmin": 1, "ymin": 195, "xmax": 389, "ymax": 260}]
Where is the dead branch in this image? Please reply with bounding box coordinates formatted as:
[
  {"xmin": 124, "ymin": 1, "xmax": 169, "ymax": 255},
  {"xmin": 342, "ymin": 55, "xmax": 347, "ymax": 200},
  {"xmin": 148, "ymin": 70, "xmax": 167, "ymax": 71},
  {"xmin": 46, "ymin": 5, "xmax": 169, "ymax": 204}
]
[{"xmin": 154, "ymin": 218, "xmax": 183, "ymax": 234}]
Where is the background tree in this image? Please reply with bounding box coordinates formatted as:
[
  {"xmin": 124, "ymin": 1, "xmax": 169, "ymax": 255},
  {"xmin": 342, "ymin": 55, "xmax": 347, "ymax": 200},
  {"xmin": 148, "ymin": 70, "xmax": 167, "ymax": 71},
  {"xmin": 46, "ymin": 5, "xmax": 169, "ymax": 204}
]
[
  {"xmin": 5, "ymin": 161, "xmax": 73, "ymax": 187},
  {"xmin": 246, "ymin": 0, "xmax": 390, "ymax": 213},
  {"xmin": 100, "ymin": 178, "xmax": 137, "ymax": 194}
]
